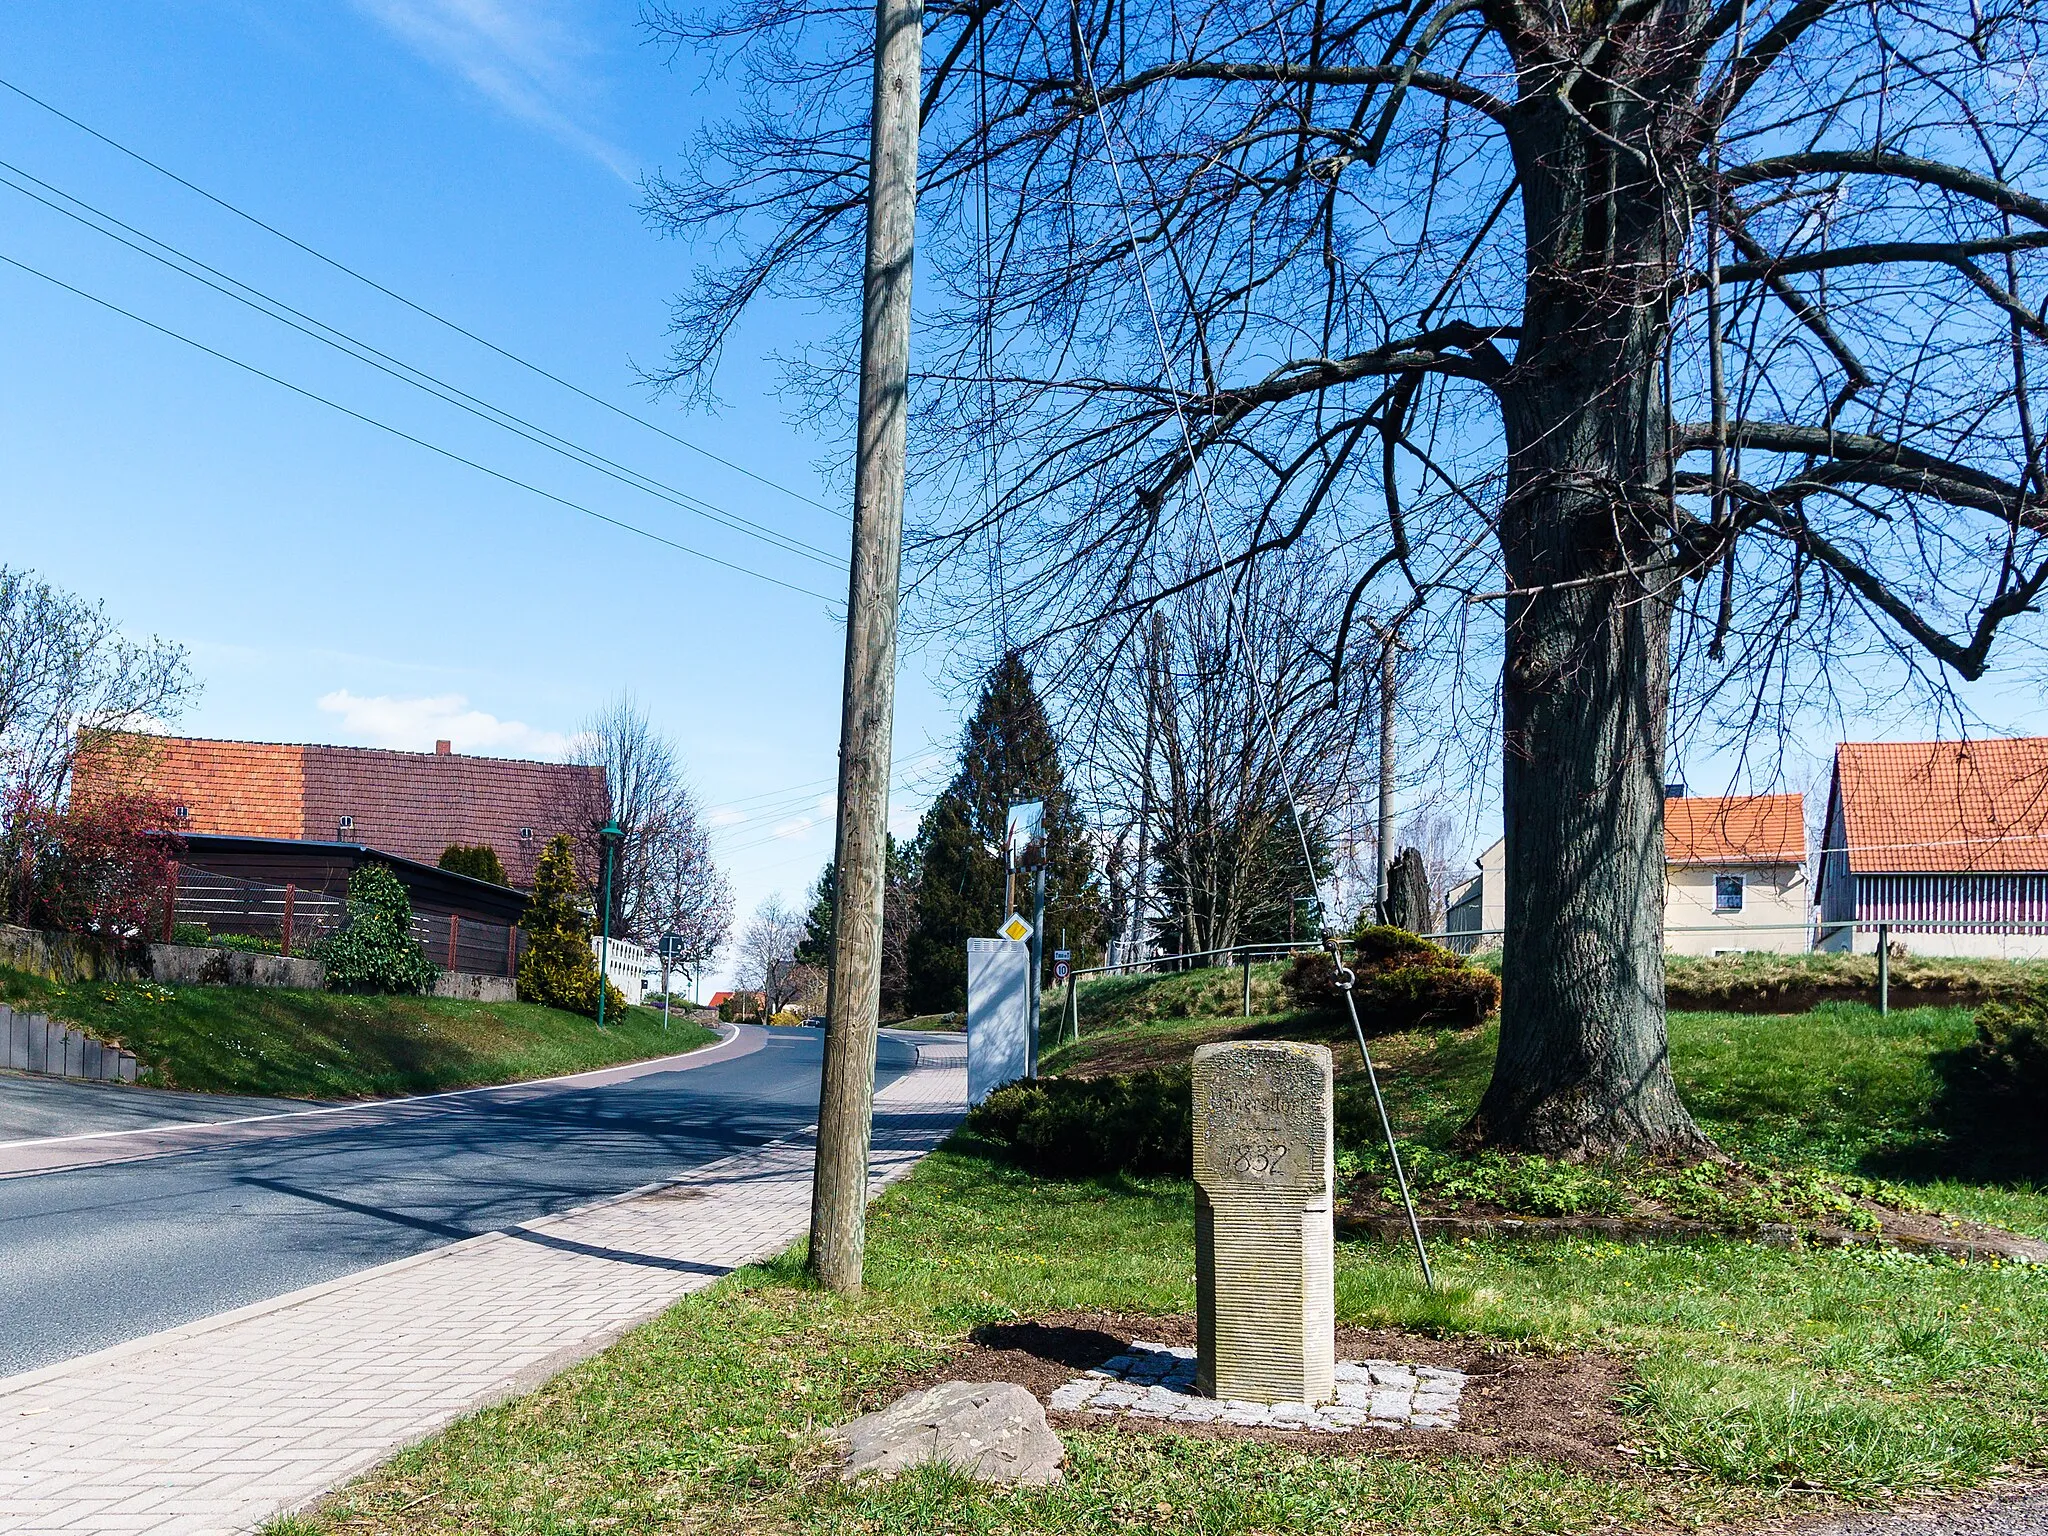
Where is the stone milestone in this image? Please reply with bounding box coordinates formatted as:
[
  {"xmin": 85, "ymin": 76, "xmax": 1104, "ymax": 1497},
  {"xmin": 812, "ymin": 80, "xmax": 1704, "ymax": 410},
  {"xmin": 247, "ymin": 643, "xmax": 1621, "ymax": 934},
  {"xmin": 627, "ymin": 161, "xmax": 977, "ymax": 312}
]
[
  {"xmin": 837, "ymin": 1380, "xmax": 1065, "ymax": 1485},
  {"xmin": 1191, "ymin": 1040, "xmax": 1336, "ymax": 1406}
]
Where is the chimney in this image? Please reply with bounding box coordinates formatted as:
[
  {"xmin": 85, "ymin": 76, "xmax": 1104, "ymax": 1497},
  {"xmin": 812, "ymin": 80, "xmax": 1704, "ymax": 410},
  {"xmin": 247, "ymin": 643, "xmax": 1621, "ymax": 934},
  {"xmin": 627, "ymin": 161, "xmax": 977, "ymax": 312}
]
[
  {"xmin": 1664, "ymin": 781, "xmax": 1686, "ymax": 799},
  {"xmin": 435, "ymin": 740, "xmax": 452, "ymax": 755}
]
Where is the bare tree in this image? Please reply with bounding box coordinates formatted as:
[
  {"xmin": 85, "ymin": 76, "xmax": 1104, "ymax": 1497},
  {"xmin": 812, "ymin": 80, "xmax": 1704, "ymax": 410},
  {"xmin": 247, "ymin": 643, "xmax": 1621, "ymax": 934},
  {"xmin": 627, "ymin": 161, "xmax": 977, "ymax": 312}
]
[
  {"xmin": 645, "ymin": 0, "xmax": 2048, "ymax": 1156},
  {"xmin": 565, "ymin": 694, "xmax": 725, "ymax": 944},
  {"xmin": 0, "ymin": 567, "xmax": 195, "ymax": 814},
  {"xmin": 1398, "ymin": 810, "xmax": 1469, "ymax": 934},
  {"xmin": 736, "ymin": 895, "xmax": 808, "ymax": 1012},
  {"xmin": 1, "ymin": 568, "xmax": 196, "ymax": 916},
  {"xmin": 644, "ymin": 812, "xmax": 736, "ymax": 999},
  {"xmin": 1071, "ymin": 554, "xmax": 1376, "ymax": 953}
]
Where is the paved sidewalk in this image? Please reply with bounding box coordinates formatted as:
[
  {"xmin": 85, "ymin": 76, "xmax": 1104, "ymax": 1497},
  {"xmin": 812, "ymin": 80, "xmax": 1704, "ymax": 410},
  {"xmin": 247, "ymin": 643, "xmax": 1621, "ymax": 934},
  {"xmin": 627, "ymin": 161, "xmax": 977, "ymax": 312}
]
[{"xmin": 0, "ymin": 1033, "xmax": 966, "ymax": 1535}]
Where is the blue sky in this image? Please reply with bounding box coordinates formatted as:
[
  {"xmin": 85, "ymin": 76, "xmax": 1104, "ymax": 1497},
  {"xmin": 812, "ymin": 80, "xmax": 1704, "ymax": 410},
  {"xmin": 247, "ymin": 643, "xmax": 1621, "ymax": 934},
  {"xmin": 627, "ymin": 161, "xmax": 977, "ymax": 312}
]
[
  {"xmin": 5, "ymin": 2, "xmax": 2046, "ymax": 979},
  {"xmin": 0, "ymin": 0, "xmax": 957, "ymax": 985}
]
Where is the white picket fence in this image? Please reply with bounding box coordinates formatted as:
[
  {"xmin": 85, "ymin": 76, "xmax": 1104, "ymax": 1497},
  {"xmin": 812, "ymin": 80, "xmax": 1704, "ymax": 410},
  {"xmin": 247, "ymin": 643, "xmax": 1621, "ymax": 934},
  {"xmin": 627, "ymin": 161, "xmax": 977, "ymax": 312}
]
[{"xmin": 590, "ymin": 935, "xmax": 655, "ymax": 998}]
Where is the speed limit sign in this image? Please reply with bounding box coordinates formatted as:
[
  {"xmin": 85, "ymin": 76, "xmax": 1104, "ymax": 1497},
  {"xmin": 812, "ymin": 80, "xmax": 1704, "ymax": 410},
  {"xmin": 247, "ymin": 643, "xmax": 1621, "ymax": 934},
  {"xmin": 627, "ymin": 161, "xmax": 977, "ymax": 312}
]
[{"xmin": 1052, "ymin": 949, "xmax": 1071, "ymax": 981}]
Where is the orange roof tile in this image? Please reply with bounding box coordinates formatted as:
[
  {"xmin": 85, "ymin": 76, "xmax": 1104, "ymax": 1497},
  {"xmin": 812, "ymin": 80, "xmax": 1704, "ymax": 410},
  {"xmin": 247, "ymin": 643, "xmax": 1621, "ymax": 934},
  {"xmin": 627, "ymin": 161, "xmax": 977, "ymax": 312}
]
[
  {"xmin": 1664, "ymin": 793, "xmax": 1805, "ymax": 865},
  {"xmin": 74, "ymin": 732, "xmax": 604, "ymax": 888},
  {"xmin": 1832, "ymin": 738, "xmax": 2048, "ymax": 873}
]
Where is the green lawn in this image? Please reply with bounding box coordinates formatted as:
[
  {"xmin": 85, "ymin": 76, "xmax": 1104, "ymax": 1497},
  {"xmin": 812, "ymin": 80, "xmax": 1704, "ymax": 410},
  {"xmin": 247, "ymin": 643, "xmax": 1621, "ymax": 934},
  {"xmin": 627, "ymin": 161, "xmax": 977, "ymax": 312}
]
[
  {"xmin": 0, "ymin": 964, "xmax": 718, "ymax": 1098},
  {"xmin": 282, "ymin": 1143, "xmax": 2048, "ymax": 1536},
  {"xmin": 1050, "ymin": 977, "xmax": 2048, "ymax": 1235},
  {"xmin": 277, "ymin": 973, "xmax": 2047, "ymax": 1536}
]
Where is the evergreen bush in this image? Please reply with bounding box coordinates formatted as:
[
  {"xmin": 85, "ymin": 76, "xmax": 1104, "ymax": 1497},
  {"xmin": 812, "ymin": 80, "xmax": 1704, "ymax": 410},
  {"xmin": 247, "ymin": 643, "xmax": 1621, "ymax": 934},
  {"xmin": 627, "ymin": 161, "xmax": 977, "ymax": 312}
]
[
  {"xmin": 967, "ymin": 1066, "xmax": 1192, "ymax": 1178},
  {"xmin": 438, "ymin": 843, "xmax": 509, "ymax": 886},
  {"xmin": 1283, "ymin": 923, "xmax": 1499, "ymax": 1028},
  {"xmin": 311, "ymin": 864, "xmax": 437, "ymax": 995},
  {"xmin": 516, "ymin": 834, "xmax": 625, "ymax": 1019},
  {"xmin": 1951, "ymin": 989, "xmax": 2048, "ymax": 1165}
]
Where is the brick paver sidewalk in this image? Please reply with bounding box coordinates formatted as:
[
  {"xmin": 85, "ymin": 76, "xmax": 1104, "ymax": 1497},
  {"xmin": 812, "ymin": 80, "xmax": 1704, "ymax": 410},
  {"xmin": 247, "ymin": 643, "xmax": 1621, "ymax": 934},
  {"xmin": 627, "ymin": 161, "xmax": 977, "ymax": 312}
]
[{"xmin": 0, "ymin": 1035, "xmax": 966, "ymax": 1535}]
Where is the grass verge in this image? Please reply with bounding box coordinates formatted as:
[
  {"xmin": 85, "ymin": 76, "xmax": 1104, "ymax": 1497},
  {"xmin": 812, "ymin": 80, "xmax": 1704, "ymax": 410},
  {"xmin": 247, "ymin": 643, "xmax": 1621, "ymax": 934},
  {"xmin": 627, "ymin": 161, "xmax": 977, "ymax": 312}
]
[
  {"xmin": 281, "ymin": 1140, "xmax": 2048, "ymax": 1536},
  {"xmin": 0, "ymin": 963, "xmax": 718, "ymax": 1098},
  {"xmin": 279, "ymin": 971, "xmax": 2047, "ymax": 1534}
]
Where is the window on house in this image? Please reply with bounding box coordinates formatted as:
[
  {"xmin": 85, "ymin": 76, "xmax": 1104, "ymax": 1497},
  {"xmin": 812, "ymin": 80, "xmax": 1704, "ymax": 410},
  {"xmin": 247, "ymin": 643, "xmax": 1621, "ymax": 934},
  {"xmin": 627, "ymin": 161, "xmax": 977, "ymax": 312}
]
[
  {"xmin": 519, "ymin": 826, "xmax": 533, "ymax": 842},
  {"xmin": 338, "ymin": 815, "xmax": 354, "ymax": 833},
  {"xmin": 1715, "ymin": 874, "xmax": 1744, "ymax": 912}
]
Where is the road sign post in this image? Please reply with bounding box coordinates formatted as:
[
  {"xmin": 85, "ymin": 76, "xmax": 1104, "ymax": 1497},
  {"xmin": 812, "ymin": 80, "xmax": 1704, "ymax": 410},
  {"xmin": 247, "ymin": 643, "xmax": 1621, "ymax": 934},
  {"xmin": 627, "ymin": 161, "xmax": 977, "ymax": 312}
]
[
  {"xmin": 658, "ymin": 932, "xmax": 685, "ymax": 1031},
  {"xmin": 596, "ymin": 819, "xmax": 623, "ymax": 1032}
]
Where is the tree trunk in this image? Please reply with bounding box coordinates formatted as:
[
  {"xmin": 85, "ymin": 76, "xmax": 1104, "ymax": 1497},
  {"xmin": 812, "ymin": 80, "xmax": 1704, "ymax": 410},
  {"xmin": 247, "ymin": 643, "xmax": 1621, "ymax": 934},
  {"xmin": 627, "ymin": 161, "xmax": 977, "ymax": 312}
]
[
  {"xmin": 1466, "ymin": 550, "xmax": 1704, "ymax": 1155},
  {"xmin": 1463, "ymin": 84, "xmax": 1709, "ymax": 1158}
]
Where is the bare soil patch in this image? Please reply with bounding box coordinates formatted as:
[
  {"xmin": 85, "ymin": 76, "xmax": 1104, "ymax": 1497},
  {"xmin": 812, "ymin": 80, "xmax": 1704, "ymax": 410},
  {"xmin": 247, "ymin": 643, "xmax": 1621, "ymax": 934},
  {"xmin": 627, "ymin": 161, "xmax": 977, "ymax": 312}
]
[{"xmin": 889, "ymin": 1309, "xmax": 1636, "ymax": 1473}]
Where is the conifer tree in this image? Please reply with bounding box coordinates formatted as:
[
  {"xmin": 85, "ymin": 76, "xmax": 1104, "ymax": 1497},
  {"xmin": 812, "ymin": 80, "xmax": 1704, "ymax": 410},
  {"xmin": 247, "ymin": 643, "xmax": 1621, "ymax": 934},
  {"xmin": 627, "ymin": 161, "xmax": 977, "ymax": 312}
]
[
  {"xmin": 517, "ymin": 834, "xmax": 624, "ymax": 1019},
  {"xmin": 903, "ymin": 653, "xmax": 1104, "ymax": 1013},
  {"xmin": 798, "ymin": 837, "xmax": 916, "ymax": 1017}
]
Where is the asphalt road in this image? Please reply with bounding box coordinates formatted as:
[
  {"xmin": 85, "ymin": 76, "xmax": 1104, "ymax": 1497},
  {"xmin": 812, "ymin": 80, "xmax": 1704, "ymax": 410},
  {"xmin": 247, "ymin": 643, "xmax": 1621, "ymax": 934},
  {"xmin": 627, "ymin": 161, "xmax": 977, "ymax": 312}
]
[
  {"xmin": 0, "ymin": 1073, "xmax": 323, "ymax": 1142},
  {"xmin": 0, "ymin": 1026, "xmax": 919, "ymax": 1377}
]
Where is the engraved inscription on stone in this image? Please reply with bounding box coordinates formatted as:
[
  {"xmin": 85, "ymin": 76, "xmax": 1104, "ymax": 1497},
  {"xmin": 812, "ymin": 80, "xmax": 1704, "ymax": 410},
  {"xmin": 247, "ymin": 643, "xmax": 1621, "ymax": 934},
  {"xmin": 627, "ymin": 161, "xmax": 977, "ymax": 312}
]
[{"xmin": 1192, "ymin": 1041, "xmax": 1336, "ymax": 1407}]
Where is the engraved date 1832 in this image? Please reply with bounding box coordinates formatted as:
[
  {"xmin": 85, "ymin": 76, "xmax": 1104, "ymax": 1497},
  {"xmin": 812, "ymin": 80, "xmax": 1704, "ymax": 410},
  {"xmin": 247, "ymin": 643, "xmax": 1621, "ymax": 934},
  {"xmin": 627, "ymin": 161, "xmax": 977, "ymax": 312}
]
[{"xmin": 1229, "ymin": 1141, "xmax": 1289, "ymax": 1177}]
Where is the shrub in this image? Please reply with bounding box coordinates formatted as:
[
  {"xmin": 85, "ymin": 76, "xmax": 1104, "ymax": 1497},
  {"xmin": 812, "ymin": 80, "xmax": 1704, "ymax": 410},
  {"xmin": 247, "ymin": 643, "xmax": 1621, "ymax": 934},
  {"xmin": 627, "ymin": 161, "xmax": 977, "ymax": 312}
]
[
  {"xmin": 7, "ymin": 790, "xmax": 183, "ymax": 949},
  {"xmin": 1947, "ymin": 989, "xmax": 2048, "ymax": 1164},
  {"xmin": 438, "ymin": 843, "xmax": 509, "ymax": 887},
  {"xmin": 311, "ymin": 864, "xmax": 436, "ymax": 995},
  {"xmin": 967, "ymin": 1066, "xmax": 1192, "ymax": 1178},
  {"xmin": 517, "ymin": 834, "xmax": 625, "ymax": 1019},
  {"xmin": 167, "ymin": 921, "xmax": 279, "ymax": 954},
  {"xmin": 767, "ymin": 1009, "xmax": 803, "ymax": 1027},
  {"xmin": 211, "ymin": 932, "xmax": 282, "ymax": 954},
  {"xmin": 1283, "ymin": 923, "xmax": 1499, "ymax": 1028}
]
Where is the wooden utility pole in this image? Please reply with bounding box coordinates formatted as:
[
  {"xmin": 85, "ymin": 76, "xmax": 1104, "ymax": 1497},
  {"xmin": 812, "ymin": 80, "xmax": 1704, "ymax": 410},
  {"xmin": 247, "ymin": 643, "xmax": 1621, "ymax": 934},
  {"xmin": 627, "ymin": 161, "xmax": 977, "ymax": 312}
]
[
  {"xmin": 1129, "ymin": 611, "xmax": 1162, "ymax": 965},
  {"xmin": 1376, "ymin": 630, "xmax": 1398, "ymax": 922},
  {"xmin": 808, "ymin": 0, "xmax": 923, "ymax": 1295}
]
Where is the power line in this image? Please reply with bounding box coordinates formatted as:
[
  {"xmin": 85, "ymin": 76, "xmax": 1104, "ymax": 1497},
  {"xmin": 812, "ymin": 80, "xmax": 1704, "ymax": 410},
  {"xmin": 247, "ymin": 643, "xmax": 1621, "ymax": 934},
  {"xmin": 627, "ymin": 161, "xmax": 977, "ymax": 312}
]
[
  {"xmin": 0, "ymin": 159, "xmax": 844, "ymax": 571},
  {"xmin": 709, "ymin": 773, "xmax": 932, "ymax": 846},
  {"xmin": 0, "ymin": 71, "xmax": 848, "ymax": 520},
  {"xmin": 0, "ymin": 249, "xmax": 837, "ymax": 602},
  {"xmin": 702, "ymin": 750, "xmax": 946, "ymax": 814}
]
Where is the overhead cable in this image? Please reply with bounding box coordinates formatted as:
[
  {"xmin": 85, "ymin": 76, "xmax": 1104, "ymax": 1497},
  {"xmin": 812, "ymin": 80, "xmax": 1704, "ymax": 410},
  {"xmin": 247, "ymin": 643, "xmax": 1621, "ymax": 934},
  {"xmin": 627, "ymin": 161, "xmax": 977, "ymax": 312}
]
[
  {"xmin": 0, "ymin": 71, "xmax": 845, "ymax": 518},
  {"xmin": 0, "ymin": 160, "xmax": 843, "ymax": 570},
  {"xmin": 0, "ymin": 250, "xmax": 835, "ymax": 602},
  {"xmin": 1070, "ymin": 15, "xmax": 1435, "ymax": 1288}
]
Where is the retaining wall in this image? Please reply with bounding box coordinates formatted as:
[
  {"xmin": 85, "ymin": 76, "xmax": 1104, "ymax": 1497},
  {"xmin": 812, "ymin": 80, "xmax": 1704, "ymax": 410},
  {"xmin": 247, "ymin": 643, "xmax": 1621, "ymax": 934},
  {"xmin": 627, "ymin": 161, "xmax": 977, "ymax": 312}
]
[
  {"xmin": 0, "ymin": 924, "xmax": 323, "ymax": 990},
  {"xmin": 431, "ymin": 970, "xmax": 517, "ymax": 1003},
  {"xmin": 0, "ymin": 1004, "xmax": 137, "ymax": 1083},
  {"xmin": 145, "ymin": 945, "xmax": 324, "ymax": 989}
]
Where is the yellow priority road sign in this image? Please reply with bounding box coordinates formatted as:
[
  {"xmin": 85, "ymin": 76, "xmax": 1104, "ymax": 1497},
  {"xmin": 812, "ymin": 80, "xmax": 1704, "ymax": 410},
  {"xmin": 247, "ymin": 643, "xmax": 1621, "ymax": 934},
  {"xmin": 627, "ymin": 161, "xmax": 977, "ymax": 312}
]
[{"xmin": 999, "ymin": 912, "xmax": 1033, "ymax": 943}]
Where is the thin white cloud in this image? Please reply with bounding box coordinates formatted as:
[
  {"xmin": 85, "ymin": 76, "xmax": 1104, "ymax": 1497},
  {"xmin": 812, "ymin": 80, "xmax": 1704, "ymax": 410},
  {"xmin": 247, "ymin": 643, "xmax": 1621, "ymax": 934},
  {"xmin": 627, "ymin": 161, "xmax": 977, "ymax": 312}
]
[
  {"xmin": 770, "ymin": 815, "xmax": 820, "ymax": 840},
  {"xmin": 706, "ymin": 807, "xmax": 749, "ymax": 829},
  {"xmin": 349, "ymin": 0, "xmax": 634, "ymax": 179},
  {"xmin": 316, "ymin": 689, "xmax": 571, "ymax": 757}
]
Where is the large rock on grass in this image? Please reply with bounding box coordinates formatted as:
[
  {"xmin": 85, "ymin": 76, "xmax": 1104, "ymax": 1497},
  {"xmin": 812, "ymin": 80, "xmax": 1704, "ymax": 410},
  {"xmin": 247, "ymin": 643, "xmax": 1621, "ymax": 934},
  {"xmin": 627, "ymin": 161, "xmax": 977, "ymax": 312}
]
[{"xmin": 837, "ymin": 1380, "xmax": 1063, "ymax": 1485}]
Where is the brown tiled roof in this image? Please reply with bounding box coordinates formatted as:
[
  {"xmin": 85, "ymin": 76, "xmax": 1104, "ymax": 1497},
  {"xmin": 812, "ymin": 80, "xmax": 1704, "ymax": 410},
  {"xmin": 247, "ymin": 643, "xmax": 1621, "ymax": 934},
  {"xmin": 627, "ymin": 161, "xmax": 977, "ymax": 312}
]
[
  {"xmin": 77, "ymin": 733, "xmax": 604, "ymax": 889},
  {"xmin": 1833, "ymin": 738, "xmax": 2048, "ymax": 873},
  {"xmin": 1664, "ymin": 793, "xmax": 1805, "ymax": 865}
]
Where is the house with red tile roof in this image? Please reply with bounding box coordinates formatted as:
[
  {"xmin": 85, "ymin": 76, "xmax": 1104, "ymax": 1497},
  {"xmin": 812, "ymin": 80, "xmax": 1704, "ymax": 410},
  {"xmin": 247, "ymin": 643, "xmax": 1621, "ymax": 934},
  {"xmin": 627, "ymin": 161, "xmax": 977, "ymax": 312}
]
[
  {"xmin": 76, "ymin": 732, "xmax": 602, "ymax": 892},
  {"xmin": 1662, "ymin": 792, "xmax": 1808, "ymax": 954},
  {"xmin": 1444, "ymin": 791, "xmax": 1809, "ymax": 955},
  {"xmin": 1818, "ymin": 738, "xmax": 2048, "ymax": 956}
]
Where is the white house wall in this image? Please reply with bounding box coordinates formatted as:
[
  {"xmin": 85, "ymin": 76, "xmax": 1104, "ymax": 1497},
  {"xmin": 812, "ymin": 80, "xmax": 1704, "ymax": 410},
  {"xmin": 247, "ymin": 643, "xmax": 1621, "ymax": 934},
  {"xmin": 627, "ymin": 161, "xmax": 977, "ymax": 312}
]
[{"xmin": 1664, "ymin": 863, "xmax": 1809, "ymax": 954}]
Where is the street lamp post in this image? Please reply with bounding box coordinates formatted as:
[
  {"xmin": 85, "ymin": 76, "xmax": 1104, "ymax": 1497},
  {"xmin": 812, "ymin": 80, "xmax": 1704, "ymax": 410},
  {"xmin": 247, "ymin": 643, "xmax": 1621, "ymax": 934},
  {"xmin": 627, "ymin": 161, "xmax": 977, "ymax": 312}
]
[{"xmin": 596, "ymin": 819, "xmax": 623, "ymax": 1031}]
